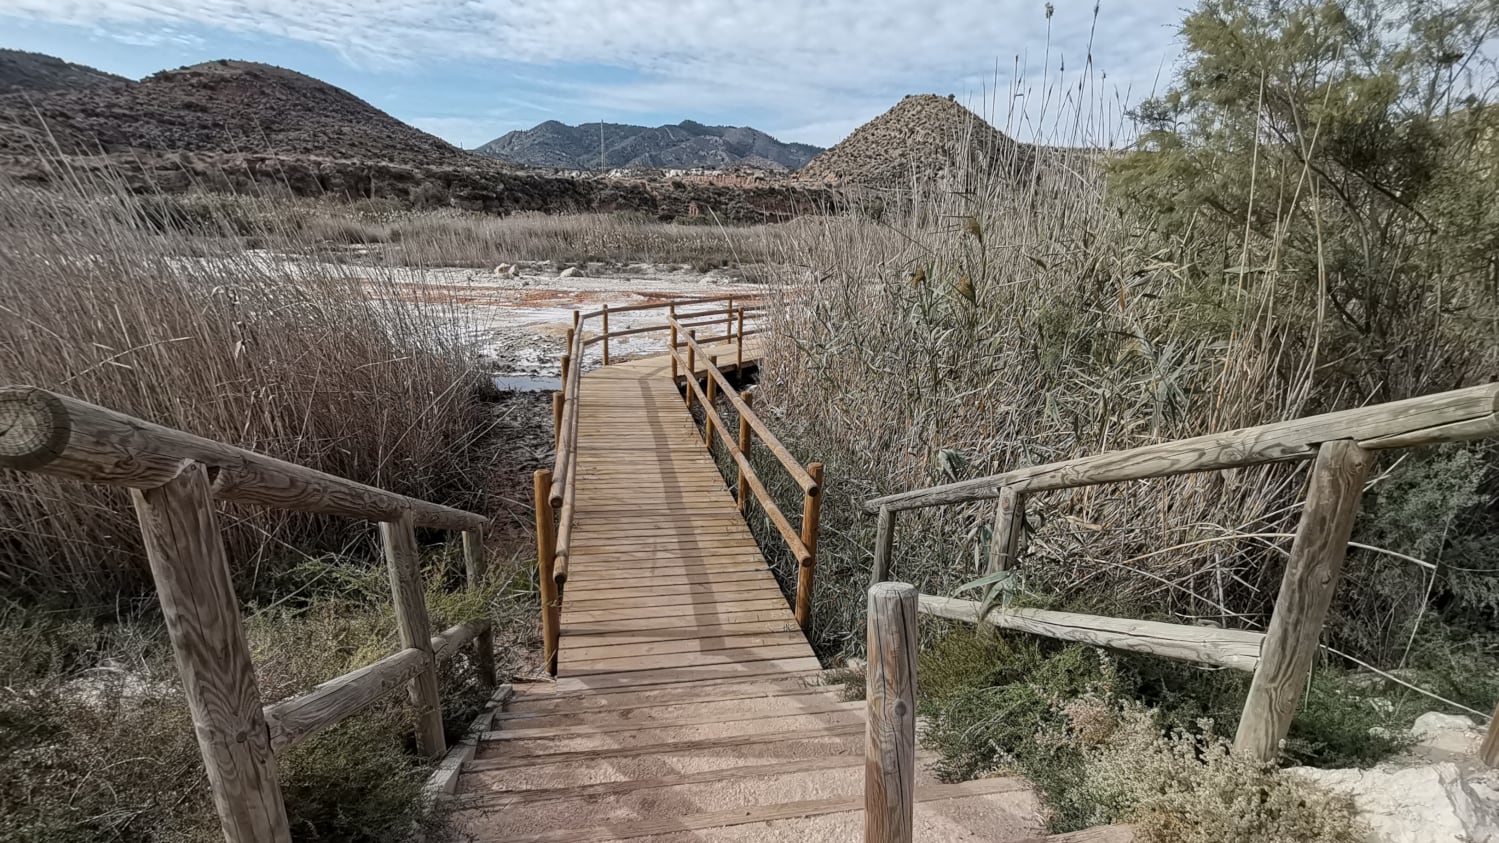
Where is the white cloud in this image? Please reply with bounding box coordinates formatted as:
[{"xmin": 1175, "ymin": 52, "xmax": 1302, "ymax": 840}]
[{"xmin": 6, "ymin": 0, "xmax": 1186, "ymax": 146}]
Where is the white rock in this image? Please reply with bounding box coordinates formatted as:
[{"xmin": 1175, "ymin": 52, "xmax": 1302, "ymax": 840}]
[
  {"xmin": 1414, "ymin": 712, "xmax": 1479, "ymax": 739},
  {"xmin": 1292, "ymin": 762, "xmax": 1499, "ymax": 843},
  {"xmin": 494, "ymin": 263, "xmax": 512, "ymax": 276},
  {"xmin": 559, "ymin": 266, "xmax": 583, "ymax": 278}
]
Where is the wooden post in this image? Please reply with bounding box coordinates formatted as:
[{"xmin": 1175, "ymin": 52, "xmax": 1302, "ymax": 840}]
[
  {"xmin": 704, "ymin": 356, "xmax": 718, "ymax": 450},
  {"xmin": 1234, "ymin": 439, "xmax": 1370, "ymax": 762},
  {"xmin": 132, "ymin": 462, "xmax": 291, "ymax": 843},
  {"xmin": 381, "ymin": 511, "xmax": 447, "ymax": 760},
  {"xmin": 1482, "ymin": 701, "xmax": 1499, "ymax": 767},
  {"xmin": 461, "ymin": 528, "xmax": 497, "ymax": 687},
  {"xmin": 725, "ymin": 296, "xmax": 734, "ymax": 349},
  {"xmin": 985, "ymin": 487, "xmax": 1024, "ymax": 574},
  {"xmin": 865, "ymin": 582, "xmax": 917, "ymax": 843},
  {"xmin": 685, "ymin": 331, "xmax": 697, "ymax": 410},
  {"xmin": 551, "ymin": 391, "xmax": 563, "ymax": 448},
  {"xmin": 560, "ymin": 353, "xmax": 571, "ymax": 389},
  {"xmin": 871, "ymin": 505, "xmax": 896, "ymax": 585},
  {"xmin": 533, "ymin": 470, "xmax": 560, "ymax": 676},
  {"xmin": 669, "ymin": 304, "xmax": 679, "ymax": 379},
  {"xmin": 601, "ymin": 304, "xmax": 611, "ymax": 366},
  {"xmin": 736, "ymin": 306, "xmax": 746, "ymax": 372},
  {"xmin": 795, "ymin": 462, "xmax": 825, "ymax": 630},
  {"xmin": 737, "ymin": 391, "xmax": 754, "ymax": 514}
]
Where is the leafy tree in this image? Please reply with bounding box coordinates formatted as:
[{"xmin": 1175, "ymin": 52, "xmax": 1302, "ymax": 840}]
[{"xmin": 1112, "ymin": 0, "xmax": 1499, "ymax": 403}]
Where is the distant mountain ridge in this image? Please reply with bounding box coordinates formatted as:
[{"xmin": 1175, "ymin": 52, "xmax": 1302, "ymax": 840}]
[
  {"xmin": 476, "ymin": 119, "xmax": 822, "ymax": 170},
  {"xmin": 0, "ymin": 58, "xmax": 472, "ymax": 165}
]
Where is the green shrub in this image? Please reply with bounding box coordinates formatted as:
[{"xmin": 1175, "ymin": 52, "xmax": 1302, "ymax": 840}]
[{"xmin": 1086, "ymin": 707, "xmax": 1366, "ymax": 843}]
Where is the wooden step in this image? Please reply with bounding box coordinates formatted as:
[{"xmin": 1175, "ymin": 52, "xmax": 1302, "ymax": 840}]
[
  {"xmin": 495, "ymin": 685, "xmax": 846, "ymax": 730},
  {"xmin": 451, "ymin": 778, "xmax": 1030, "ymax": 843},
  {"xmin": 483, "ymin": 705, "xmax": 866, "ymax": 754},
  {"xmin": 505, "ymin": 671, "xmax": 834, "ymax": 712},
  {"xmin": 465, "ymin": 723, "xmax": 865, "ymax": 774}
]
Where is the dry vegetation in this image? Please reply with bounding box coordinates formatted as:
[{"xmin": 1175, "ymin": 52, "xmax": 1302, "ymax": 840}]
[{"xmin": 0, "ymin": 167, "xmax": 545, "ymax": 841}]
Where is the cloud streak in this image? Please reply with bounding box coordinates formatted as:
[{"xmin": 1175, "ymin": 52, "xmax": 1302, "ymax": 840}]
[{"xmin": 6, "ymin": 0, "xmax": 1185, "ymax": 146}]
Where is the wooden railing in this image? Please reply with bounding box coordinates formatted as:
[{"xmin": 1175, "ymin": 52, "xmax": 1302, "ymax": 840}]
[
  {"xmin": 864, "ymin": 384, "xmax": 1499, "ymax": 765},
  {"xmin": 530, "ymin": 295, "xmax": 823, "ymax": 676},
  {"xmin": 0, "ymin": 386, "xmax": 495, "ymax": 843},
  {"xmin": 669, "ymin": 314, "xmax": 824, "ymax": 629}
]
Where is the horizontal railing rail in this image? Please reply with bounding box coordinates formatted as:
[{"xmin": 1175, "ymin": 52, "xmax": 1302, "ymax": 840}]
[
  {"xmin": 865, "ymin": 383, "xmax": 1499, "ymax": 767},
  {"xmin": 669, "ymin": 317, "xmax": 824, "ymax": 629},
  {"xmin": 530, "ymin": 295, "xmax": 814, "ymax": 679},
  {"xmin": 0, "ymin": 385, "xmax": 496, "ymax": 843}
]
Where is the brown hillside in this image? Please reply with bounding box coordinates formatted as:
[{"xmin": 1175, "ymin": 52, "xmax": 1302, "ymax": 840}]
[
  {"xmin": 0, "ymin": 49, "xmax": 131, "ymax": 94},
  {"xmin": 0, "ymin": 59, "xmax": 471, "ymax": 165},
  {"xmin": 799, "ymin": 94, "xmax": 1025, "ymax": 188}
]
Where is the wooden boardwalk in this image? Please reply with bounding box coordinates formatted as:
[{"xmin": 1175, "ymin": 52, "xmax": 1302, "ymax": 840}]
[
  {"xmin": 444, "ymin": 339, "xmax": 1052, "ymax": 841},
  {"xmin": 555, "ymin": 345, "xmax": 822, "ymax": 690}
]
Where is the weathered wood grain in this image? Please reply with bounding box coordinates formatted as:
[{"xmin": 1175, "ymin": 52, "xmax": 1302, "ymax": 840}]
[
  {"xmin": 1235, "ymin": 439, "xmax": 1371, "ymax": 761},
  {"xmin": 534, "ymin": 470, "xmax": 560, "ymax": 676},
  {"xmin": 866, "ymin": 384, "xmax": 1499, "ymax": 512},
  {"xmin": 381, "ymin": 512, "xmax": 447, "ymax": 760},
  {"xmin": 264, "ymin": 647, "xmax": 427, "ymax": 754},
  {"xmin": 866, "ymin": 583, "xmax": 917, "ymax": 843},
  {"xmin": 1482, "ymin": 701, "xmax": 1499, "ymax": 767},
  {"xmin": 0, "ymin": 386, "xmax": 484, "ymax": 530},
  {"xmin": 986, "ymin": 487, "xmax": 1024, "ymax": 574},
  {"xmin": 796, "ymin": 462, "xmax": 824, "ymax": 630},
  {"xmin": 871, "ymin": 506, "xmax": 896, "ymax": 585},
  {"xmin": 462, "ymin": 528, "xmax": 497, "ymax": 687},
  {"xmin": 919, "ymin": 594, "xmax": 1264, "ymax": 671},
  {"xmin": 131, "ymin": 462, "xmax": 290, "ymax": 842}
]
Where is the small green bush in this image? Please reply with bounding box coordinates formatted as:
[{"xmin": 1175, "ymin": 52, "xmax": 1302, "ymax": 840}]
[{"xmin": 1086, "ymin": 707, "xmax": 1366, "ymax": 843}]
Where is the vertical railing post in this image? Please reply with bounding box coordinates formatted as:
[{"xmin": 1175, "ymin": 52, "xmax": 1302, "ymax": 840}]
[
  {"xmin": 601, "ymin": 304, "xmax": 611, "ymax": 366},
  {"xmin": 381, "ymin": 511, "xmax": 447, "ymax": 760},
  {"xmin": 737, "ymin": 391, "xmax": 754, "ymax": 513},
  {"xmin": 725, "ymin": 296, "xmax": 734, "ymax": 345},
  {"xmin": 1482, "ymin": 702, "xmax": 1499, "ymax": 767},
  {"xmin": 560, "ymin": 353, "xmax": 571, "ymax": 390},
  {"xmin": 985, "ymin": 487, "xmax": 1024, "ymax": 575},
  {"xmin": 865, "ymin": 582, "xmax": 917, "ymax": 843},
  {"xmin": 461, "ymin": 527, "xmax": 497, "ymax": 687},
  {"xmin": 795, "ymin": 462, "xmax": 825, "ymax": 630},
  {"xmin": 871, "ymin": 505, "xmax": 896, "ymax": 585},
  {"xmin": 552, "ymin": 391, "xmax": 564, "ymax": 448},
  {"xmin": 533, "ymin": 469, "xmax": 560, "ymax": 676},
  {"xmin": 132, "ymin": 462, "xmax": 291, "ymax": 843},
  {"xmin": 1234, "ymin": 439, "xmax": 1370, "ymax": 762},
  {"xmin": 685, "ymin": 330, "xmax": 697, "ymax": 411},
  {"xmin": 736, "ymin": 306, "xmax": 746, "ymax": 372},
  {"xmin": 704, "ymin": 355, "xmax": 718, "ymax": 450},
  {"xmin": 669, "ymin": 305, "xmax": 679, "ymax": 379}
]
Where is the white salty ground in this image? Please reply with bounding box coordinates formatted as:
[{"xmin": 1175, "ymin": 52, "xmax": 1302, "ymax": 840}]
[{"xmin": 388, "ymin": 260, "xmax": 763, "ymax": 378}]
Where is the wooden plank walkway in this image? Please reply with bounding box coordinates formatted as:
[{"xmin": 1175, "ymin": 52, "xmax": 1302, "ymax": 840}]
[
  {"xmin": 556, "ymin": 337, "xmax": 819, "ymax": 691},
  {"xmin": 446, "ymin": 336, "xmax": 1055, "ymax": 841}
]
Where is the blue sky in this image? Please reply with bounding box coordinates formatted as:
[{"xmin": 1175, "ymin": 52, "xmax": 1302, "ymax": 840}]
[{"xmin": 2, "ymin": 1, "xmax": 1187, "ymax": 149}]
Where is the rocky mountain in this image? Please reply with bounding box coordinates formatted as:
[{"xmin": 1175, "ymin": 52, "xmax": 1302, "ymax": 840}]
[
  {"xmin": 0, "ymin": 59, "xmax": 472, "ymax": 165},
  {"xmin": 799, "ymin": 94, "xmax": 1026, "ymax": 188},
  {"xmin": 0, "ymin": 49, "xmax": 131, "ymax": 94},
  {"xmin": 476, "ymin": 120, "xmax": 821, "ymax": 170}
]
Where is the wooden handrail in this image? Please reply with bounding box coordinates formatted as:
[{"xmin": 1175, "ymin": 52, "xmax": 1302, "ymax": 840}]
[
  {"xmin": 865, "ymin": 384, "xmax": 1499, "ymax": 513},
  {"xmin": 867, "ymin": 383, "xmax": 1499, "ymax": 767},
  {"xmin": 679, "ymin": 362, "xmax": 812, "ymax": 564},
  {"xmin": 0, "ymin": 387, "xmax": 498, "ymax": 843},
  {"xmin": 672, "ymin": 323, "xmax": 819, "ymax": 495},
  {"xmin": 0, "ymin": 386, "xmax": 488, "ymax": 531}
]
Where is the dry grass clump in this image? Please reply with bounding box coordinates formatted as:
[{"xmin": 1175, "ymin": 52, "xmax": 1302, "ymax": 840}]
[
  {"xmin": 0, "ymin": 172, "xmax": 489, "ymax": 605},
  {"xmin": 0, "ymin": 549, "xmax": 526, "ymax": 842},
  {"xmin": 209, "ymin": 195, "xmax": 794, "ymax": 269},
  {"xmin": 1085, "ymin": 707, "xmax": 1365, "ymax": 843}
]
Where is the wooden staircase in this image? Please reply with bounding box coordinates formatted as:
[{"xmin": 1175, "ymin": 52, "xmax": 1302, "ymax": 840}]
[{"xmin": 445, "ymin": 673, "xmax": 1043, "ymax": 842}]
